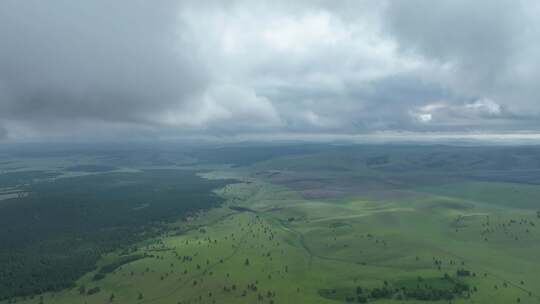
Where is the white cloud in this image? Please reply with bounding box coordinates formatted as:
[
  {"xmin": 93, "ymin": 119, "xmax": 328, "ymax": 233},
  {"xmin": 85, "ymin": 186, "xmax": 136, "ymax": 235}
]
[
  {"xmin": 262, "ymin": 12, "xmax": 346, "ymax": 52},
  {"xmin": 157, "ymin": 85, "xmax": 282, "ymax": 130},
  {"xmin": 409, "ymin": 102, "xmax": 449, "ymax": 124},
  {"xmin": 418, "ymin": 102, "xmax": 448, "ymax": 113},
  {"xmin": 465, "ymin": 98, "xmax": 502, "ymax": 116},
  {"xmin": 410, "ymin": 111, "xmax": 433, "ymax": 123}
]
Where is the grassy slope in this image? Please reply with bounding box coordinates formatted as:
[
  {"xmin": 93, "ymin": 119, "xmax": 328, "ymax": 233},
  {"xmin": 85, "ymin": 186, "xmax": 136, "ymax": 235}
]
[{"xmin": 5, "ymin": 171, "xmax": 540, "ymax": 304}]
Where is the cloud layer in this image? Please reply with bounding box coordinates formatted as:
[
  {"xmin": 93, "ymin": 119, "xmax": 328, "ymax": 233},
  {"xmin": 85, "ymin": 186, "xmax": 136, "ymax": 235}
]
[{"xmin": 1, "ymin": 0, "xmax": 539, "ymax": 141}]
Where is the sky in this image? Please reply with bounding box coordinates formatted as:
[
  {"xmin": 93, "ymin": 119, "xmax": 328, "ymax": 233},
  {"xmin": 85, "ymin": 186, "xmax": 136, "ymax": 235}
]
[{"xmin": 0, "ymin": 0, "xmax": 539, "ymax": 142}]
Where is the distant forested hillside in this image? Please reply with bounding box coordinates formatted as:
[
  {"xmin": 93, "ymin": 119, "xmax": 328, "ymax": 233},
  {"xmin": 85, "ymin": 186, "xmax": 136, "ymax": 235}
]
[{"xmin": 0, "ymin": 169, "xmax": 233, "ymax": 300}]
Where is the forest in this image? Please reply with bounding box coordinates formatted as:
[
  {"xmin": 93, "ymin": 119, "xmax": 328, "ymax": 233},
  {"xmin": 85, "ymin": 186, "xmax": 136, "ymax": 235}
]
[{"xmin": 0, "ymin": 169, "xmax": 233, "ymax": 300}]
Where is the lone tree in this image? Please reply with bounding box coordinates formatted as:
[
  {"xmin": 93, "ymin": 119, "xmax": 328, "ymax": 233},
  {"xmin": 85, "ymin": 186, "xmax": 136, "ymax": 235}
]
[{"xmin": 245, "ymin": 258, "xmax": 250, "ymax": 266}]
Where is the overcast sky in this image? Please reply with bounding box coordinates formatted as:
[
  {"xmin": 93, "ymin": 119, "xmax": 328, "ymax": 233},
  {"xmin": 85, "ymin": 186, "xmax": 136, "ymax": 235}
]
[{"xmin": 1, "ymin": 0, "xmax": 539, "ymax": 142}]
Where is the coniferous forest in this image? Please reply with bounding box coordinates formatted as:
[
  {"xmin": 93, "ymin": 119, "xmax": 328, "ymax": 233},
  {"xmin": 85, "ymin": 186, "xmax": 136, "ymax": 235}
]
[{"xmin": 0, "ymin": 169, "xmax": 232, "ymax": 300}]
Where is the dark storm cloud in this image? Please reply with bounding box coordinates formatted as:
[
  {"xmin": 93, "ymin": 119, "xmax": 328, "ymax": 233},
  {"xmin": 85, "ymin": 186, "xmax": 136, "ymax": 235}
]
[
  {"xmin": 1, "ymin": 0, "xmax": 539, "ymax": 141},
  {"xmin": 385, "ymin": 1, "xmax": 519, "ymax": 75},
  {"xmin": 383, "ymin": 0, "xmax": 540, "ymax": 111},
  {"xmin": 0, "ymin": 124, "xmax": 6, "ymax": 140},
  {"xmin": 0, "ymin": 0, "xmax": 207, "ymax": 126}
]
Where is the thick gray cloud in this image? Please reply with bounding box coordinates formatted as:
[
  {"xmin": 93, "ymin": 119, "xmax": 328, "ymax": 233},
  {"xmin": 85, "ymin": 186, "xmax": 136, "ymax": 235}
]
[
  {"xmin": 384, "ymin": 1, "xmax": 539, "ymax": 111},
  {"xmin": 382, "ymin": 0, "xmax": 540, "ymax": 131},
  {"xmin": 1, "ymin": 0, "xmax": 539, "ymax": 141},
  {"xmin": 0, "ymin": 124, "xmax": 6, "ymax": 140},
  {"xmin": 386, "ymin": 1, "xmax": 519, "ymax": 77},
  {"xmin": 0, "ymin": 1, "xmax": 206, "ymax": 123}
]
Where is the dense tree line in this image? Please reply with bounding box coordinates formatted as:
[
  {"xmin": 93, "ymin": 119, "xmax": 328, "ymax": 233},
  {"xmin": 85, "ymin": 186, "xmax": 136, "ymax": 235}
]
[
  {"xmin": 0, "ymin": 169, "xmax": 234, "ymax": 300},
  {"xmin": 92, "ymin": 254, "xmax": 145, "ymax": 281},
  {"xmin": 319, "ymin": 275, "xmax": 471, "ymax": 303}
]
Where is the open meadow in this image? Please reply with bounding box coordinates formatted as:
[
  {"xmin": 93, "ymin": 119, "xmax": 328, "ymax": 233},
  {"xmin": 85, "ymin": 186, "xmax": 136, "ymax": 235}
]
[{"xmin": 1, "ymin": 144, "xmax": 540, "ymax": 304}]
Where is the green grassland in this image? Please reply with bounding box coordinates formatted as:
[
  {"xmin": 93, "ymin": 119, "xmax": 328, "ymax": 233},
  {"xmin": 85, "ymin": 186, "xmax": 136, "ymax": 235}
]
[
  {"xmin": 7, "ymin": 180, "xmax": 539, "ymax": 304},
  {"xmin": 2, "ymin": 145, "xmax": 540, "ymax": 304}
]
